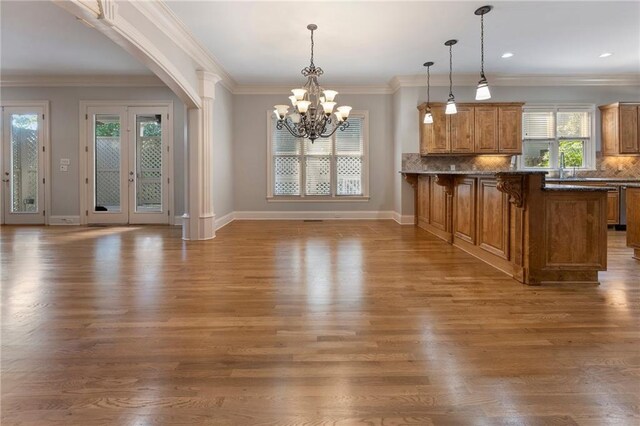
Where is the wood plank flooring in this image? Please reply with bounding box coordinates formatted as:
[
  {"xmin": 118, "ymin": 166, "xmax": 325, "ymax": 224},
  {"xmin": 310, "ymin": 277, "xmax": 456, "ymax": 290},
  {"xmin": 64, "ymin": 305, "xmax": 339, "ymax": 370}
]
[{"xmin": 1, "ymin": 221, "xmax": 639, "ymax": 425}]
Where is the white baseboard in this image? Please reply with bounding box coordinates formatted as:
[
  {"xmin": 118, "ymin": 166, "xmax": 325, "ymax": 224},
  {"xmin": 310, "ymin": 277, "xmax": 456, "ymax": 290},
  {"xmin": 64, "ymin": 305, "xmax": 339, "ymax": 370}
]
[
  {"xmin": 233, "ymin": 210, "xmax": 395, "ymax": 220},
  {"xmin": 49, "ymin": 215, "xmax": 81, "ymax": 225},
  {"xmin": 392, "ymin": 212, "xmax": 415, "ymax": 225},
  {"xmin": 214, "ymin": 211, "xmax": 235, "ymax": 230},
  {"xmin": 174, "ymin": 212, "xmax": 236, "ymax": 230}
]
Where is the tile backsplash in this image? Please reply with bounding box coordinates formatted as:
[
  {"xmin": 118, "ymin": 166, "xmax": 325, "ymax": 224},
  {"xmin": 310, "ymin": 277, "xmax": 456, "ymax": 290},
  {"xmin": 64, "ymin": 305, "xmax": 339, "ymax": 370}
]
[{"xmin": 402, "ymin": 153, "xmax": 640, "ymax": 178}]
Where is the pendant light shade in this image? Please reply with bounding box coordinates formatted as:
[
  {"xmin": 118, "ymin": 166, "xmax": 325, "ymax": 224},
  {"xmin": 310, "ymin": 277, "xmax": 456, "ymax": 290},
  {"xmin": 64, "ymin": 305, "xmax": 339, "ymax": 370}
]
[
  {"xmin": 444, "ymin": 39, "xmax": 458, "ymax": 115},
  {"xmin": 423, "ymin": 61, "xmax": 434, "ymax": 124},
  {"xmin": 475, "ymin": 5, "xmax": 493, "ymax": 100}
]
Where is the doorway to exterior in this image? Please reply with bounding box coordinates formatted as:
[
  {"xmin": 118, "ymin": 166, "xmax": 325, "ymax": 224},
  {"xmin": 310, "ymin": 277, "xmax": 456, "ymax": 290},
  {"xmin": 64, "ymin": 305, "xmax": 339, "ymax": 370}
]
[
  {"xmin": 1, "ymin": 102, "xmax": 50, "ymax": 225},
  {"xmin": 80, "ymin": 102, "xmax": 173, "ymax": 225}
]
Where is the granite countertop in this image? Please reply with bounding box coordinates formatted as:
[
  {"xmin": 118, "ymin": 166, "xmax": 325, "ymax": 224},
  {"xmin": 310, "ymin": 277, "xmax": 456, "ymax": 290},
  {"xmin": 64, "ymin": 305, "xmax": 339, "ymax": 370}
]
[
  {"xmin": 546, "ymin": 177, "xmax": 640, "ymax": 183},
  {"xmin": 400, "ymin": 170, "xmax": 546, "ymax": 175},
  {"xmin": 543, "ymin": 184, "xmax": 615, "ymax": 192},
  {"xmin": 623, "ymin": 183, "xmax": 640, "ymax": 188}
]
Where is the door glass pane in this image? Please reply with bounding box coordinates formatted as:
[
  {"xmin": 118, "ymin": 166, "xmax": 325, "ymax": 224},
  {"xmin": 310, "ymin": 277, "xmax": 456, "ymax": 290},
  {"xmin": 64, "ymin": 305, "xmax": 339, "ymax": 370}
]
[
  {"xmin": 10, "ymin": 114, "xmax": 39, "ymax": 213},
  {"xmin": 94, "ymin": 115, "xmax": 121, "ymax": 212},
  {"xmin": 135, "ymin": 114, "xmax": 162, "ymax": 212}
]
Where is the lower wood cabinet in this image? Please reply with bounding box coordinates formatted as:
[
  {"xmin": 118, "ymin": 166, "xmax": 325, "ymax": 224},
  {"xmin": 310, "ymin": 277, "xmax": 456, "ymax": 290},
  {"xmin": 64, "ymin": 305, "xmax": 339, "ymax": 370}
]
[{"xmin": 453, "ymin": 177, "xmax": 476, "ymax": 243}]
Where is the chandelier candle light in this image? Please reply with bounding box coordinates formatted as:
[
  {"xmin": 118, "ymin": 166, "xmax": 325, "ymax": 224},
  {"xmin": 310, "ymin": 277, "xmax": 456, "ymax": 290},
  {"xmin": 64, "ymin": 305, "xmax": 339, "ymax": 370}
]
[
  {"xmin": 475, "ymin": 5, "xmax": 493, "ymax": 100},
  {"xmin": 423, "ymin": 61, "xmax": 434, "ymax": 124},
  {"xmin": 274, "ymin": 24, "xmax": 352, "ymax": 143},
  {"xmin": 444, "ymin": 39, "xmax": 458, "ymax": 115}
]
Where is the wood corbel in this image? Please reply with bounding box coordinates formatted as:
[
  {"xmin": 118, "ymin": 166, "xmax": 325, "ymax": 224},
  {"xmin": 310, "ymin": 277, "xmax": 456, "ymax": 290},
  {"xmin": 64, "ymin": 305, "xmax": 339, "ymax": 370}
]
[
  {"xmin": 496, "ymin": 173, "xmax": 526, "ymax": 208},
  {"xmin": 434, "ymin": 174, "xmax": 455, "ymax": 196}
]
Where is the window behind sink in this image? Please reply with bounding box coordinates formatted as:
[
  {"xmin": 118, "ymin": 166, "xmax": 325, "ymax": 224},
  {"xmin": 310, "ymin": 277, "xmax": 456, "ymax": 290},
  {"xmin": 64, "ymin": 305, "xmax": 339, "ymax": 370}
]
[{"xmin": 520, "ymin": 105, "xmax": 595, "ymax": 171}]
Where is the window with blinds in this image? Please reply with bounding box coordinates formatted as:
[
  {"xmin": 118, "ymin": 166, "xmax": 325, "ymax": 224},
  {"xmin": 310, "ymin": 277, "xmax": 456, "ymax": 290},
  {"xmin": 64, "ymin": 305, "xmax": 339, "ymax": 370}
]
[
  {"xmin": 520, "ymin": 107, "xmax": 594, "ymax": 170},
  {"xmin": 269, "ymin": 113, "xmax": 367, "ymax": 198}
]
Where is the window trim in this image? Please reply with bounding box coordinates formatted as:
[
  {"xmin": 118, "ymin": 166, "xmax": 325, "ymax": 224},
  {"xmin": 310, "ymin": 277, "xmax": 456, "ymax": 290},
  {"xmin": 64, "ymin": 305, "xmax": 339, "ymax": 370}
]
[
  {"xmin": 518, "ymin": 104, "xmax": 596, "ymax": 171},
  {"xmin": 266, "ymin": 110, "xmax": 370, "ymax": 201}
]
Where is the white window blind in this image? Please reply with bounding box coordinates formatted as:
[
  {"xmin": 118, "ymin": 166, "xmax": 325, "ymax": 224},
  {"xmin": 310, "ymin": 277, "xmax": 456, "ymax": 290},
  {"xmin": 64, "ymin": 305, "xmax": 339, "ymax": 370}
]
[
  {"xmin": 269, "ymin": 113, "xmax": 368, "ymax": 199},
  {"xmin": 523, "ymin": 111, "xmax": 554, "ymax": 140}
]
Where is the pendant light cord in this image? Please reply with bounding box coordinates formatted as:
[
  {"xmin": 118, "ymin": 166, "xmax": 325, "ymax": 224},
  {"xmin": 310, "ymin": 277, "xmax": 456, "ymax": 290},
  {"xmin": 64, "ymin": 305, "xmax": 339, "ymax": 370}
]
[
  {"xmin": 480, "ymin": 14, "xmax": 485, "ymax": 78},
  {"xmin": 449, "ymin": 44, "xmax": 453, "ymax": 97},
  {"xmin": 427, "ymin": 65, "xmax": 431, "ymax": 107}
]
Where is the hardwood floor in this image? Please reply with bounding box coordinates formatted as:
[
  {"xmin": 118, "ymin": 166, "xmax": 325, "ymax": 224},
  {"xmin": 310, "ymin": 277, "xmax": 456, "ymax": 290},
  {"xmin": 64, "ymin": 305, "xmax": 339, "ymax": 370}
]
[{"xmin": 1, "ymin": 221, "xmax": 638, "ymax": 425}]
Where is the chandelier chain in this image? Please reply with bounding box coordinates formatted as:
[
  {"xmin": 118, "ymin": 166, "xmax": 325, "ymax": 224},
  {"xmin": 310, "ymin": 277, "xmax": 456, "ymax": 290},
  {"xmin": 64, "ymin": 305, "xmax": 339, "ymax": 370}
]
[
  {"xmin": 309, "ymin": 27, "xmax": 315, "ymax": 68},
  {"xmin": 427, "ymin": 66, "xmax": 431, "ymax": 106}
]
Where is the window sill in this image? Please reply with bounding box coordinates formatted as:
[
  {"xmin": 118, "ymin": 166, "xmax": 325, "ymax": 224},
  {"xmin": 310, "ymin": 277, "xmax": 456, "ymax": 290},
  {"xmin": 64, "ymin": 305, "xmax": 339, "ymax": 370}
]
[{"xmin": 267, "ymin": 196, "xmax": 370, "ymax": 203}]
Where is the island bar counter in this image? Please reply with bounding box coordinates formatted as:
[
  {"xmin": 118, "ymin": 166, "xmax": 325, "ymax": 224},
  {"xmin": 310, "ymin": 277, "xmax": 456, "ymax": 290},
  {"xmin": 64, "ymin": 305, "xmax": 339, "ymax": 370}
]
[{"xmin": 401, "ymin": 171, "xmax": 609, "ymax": 285}]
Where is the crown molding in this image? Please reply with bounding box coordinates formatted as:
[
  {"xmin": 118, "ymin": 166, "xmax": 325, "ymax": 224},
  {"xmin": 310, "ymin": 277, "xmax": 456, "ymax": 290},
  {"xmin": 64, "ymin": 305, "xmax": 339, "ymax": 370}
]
[
  {"xmin": 390, "ymin": 73, "xmax": 640, "ymax": 91},
  {"xmin": 3, "ymin": 73, "xmax": 637, "ymax": 93},
  {"xmin": 129, "ymin": 1, "xmax": 237, "ymax": 92},
  {"xmin": 0, "ymin": 74, "xmax": 166, "ymax": 87},
  {"xmin": 233, "ymin": 84, "xmax": 393, "ymax": 96}
]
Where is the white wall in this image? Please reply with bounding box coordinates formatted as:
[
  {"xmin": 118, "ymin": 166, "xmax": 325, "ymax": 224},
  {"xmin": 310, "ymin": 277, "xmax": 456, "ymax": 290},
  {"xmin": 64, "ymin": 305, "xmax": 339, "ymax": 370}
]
[
  {"xmin": 233, "ymin": 93, "xmax": 394, "ymax": 214},
  {"xmin": 0, "ymin": 86, "xmax": 186, "ymax": 217},
  {"xmin": 394, "ymin": 84, "xmax": 640, "ymax": 215},
  {"xmin": 212, "ymin": 85, "xmax": 234, "ymax": 219}
]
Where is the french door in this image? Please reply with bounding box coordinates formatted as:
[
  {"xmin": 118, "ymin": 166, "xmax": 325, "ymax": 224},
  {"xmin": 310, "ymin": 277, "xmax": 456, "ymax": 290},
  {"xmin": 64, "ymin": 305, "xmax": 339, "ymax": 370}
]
[
  {"xmin": 86, "ymin": 105, "xmax": 169, "ymax": 224},
  {"xmin": 1, "ymin": 106, "xmax": 46, "ymax": 224}
]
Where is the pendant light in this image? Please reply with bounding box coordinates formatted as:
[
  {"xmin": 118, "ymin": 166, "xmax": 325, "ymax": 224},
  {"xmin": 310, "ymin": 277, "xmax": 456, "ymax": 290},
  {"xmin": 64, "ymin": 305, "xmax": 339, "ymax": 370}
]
[
  {"xmin": 423, "ymin": 61, "xmax": 434, "ymax": 124},
  {"xmin": 475, "ymin": 5, "xmax": 493, "ymax": 100},
  {"xmin": 444, "ymin": 39, "xmax": 458, "ymax": 115}
]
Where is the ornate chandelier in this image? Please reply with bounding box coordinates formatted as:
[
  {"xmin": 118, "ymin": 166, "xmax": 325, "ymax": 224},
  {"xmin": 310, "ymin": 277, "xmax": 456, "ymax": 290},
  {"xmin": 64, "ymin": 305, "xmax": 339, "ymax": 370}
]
[{"xmin": 273, "ymin": 24, "xmax": 352, "ymax": 143}]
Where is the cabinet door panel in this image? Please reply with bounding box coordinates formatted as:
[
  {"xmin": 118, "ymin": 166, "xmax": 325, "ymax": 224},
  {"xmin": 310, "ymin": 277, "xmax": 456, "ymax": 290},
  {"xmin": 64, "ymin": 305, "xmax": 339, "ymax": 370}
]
[
  {"xmin": 453, "ymin": 177, "xmax": 476, "ymax": 243},
  {"xmin": 600, "ymin": 108, "xmax": 619, "ymax": 156},
  {"xmin": 429, "ymin": 178, "xmax": 448, "ymax": 231},
  {"xmin": 498, "ymin": 106, "xmax": 522, "ymax": 154},
  {"xmin": 607, "ymin": 191, "xmax": 619, "ymax": 225},
  {"xmin": 620, "ymin": 105, "xmax": 639, "ymax": 154},
  {"xmin": 424, "ymin": 106, "xmax": 449, "ymax": 154},
  {"xmin": 450, "ymin": 106, "xmax": 475, "ymax": 153},
  {"xmin": 417, "ymin": 175, "xmax": 430, "ymax": 226},
  {"xmin": 477, "ymin": 179, "xmax": 510, "ymax": 259},
  {"xmin": 475, "ymin": 106, "xmax": 499, "ymax": 153}
]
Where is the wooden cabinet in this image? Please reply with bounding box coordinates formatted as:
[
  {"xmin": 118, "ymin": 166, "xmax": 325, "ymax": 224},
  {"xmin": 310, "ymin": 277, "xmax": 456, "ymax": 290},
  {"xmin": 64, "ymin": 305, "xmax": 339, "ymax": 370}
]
[
  {"xmin": 599, "ymin": 102, "xmax": 640, "ymax": 156},
  {"xmin": 419, "ymin": 102, "xmax": 523, "ymax": 156}
]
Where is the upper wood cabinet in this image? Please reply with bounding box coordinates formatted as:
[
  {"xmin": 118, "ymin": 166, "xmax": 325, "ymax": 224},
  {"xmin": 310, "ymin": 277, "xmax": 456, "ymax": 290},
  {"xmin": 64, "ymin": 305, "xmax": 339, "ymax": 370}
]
[
  {"xmin": 418, "ymin": 102, "xmax": 523, "ymax": 156},
  {"xmin": 599, "ymin": 102, "xmax": 640, "ymax": 156}
]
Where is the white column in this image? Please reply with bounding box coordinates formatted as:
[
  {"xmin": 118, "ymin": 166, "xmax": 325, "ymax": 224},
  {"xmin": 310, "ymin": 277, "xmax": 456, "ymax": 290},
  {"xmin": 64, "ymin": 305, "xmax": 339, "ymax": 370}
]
[{"xmin": 182, "ymin": 71, "xmax": 221, "ymax": 240}]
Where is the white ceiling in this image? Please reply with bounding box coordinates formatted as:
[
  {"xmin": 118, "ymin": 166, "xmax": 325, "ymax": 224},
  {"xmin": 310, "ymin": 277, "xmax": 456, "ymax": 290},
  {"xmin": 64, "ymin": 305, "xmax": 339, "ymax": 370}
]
[
  {"xmin": 0, "ymin": 1, "xmax": 638, "ymax": 87},
  {"xmin": 0, "ymin": 0, "xmax": 152, "ymax": 76},
  {"xmin": 166, "ymin": 0, "xmax": 640, "ymax": 85}
]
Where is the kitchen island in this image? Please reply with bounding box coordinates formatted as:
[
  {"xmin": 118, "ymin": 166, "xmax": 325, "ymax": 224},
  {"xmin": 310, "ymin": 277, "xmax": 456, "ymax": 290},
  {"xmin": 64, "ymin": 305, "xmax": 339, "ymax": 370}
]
[{"xmin": 402, "ymin": 170, "xmax": 609, "ymax": 285}]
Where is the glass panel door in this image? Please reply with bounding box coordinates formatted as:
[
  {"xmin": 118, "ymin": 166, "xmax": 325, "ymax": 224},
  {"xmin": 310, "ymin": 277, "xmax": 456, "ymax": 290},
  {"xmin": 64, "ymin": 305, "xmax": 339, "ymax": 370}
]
[
  {"xmin": 87, "ymin": 107, "xmax": 128, "ymax": 224},
  {"xmin": 128, "ymin": 107, "xmax": 168, "ymax": 224},
  {"xmin": 2, "ymin": 106, "xmax": 45, "ymax": 224}
]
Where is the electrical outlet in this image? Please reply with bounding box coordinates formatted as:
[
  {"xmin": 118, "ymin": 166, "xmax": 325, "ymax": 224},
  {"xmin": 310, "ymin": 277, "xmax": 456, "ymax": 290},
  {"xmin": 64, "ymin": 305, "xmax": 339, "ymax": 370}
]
[
  {"xmin": 60, "ymin": 165, "xmax": 68, "ymax": 172},
  {"xmin": 450, "ymin": 164, "xmax": 456, "ymax": 171}
]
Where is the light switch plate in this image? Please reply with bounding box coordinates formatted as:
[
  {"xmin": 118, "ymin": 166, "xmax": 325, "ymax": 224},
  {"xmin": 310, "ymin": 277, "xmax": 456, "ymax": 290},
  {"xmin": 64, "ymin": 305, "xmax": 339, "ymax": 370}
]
[{"xmin": 60, "ymin": 158, "xmax": 70, "ymax": 165}]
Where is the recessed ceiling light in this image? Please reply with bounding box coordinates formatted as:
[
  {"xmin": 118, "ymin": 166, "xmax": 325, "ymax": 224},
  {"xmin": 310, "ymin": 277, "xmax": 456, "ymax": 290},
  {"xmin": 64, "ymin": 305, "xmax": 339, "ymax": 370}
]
[
  {"xmin": 599, "ymin": 52, "xmax": 613, "ymax": 58},
  {"xmin": 501, "ymin": 52, "xmax": 514, "ymax": 58}
]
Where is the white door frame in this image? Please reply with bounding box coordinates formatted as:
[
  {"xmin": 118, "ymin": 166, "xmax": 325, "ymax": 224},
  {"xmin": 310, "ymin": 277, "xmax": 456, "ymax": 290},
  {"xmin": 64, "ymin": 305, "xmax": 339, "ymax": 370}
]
[
  {"xmin": 0, "ymin": 101, "xmax": 51, "ymax": 225},
  {"xmin": 79, "ymin": 101, "xmax": 174, "ymax": 225}
]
